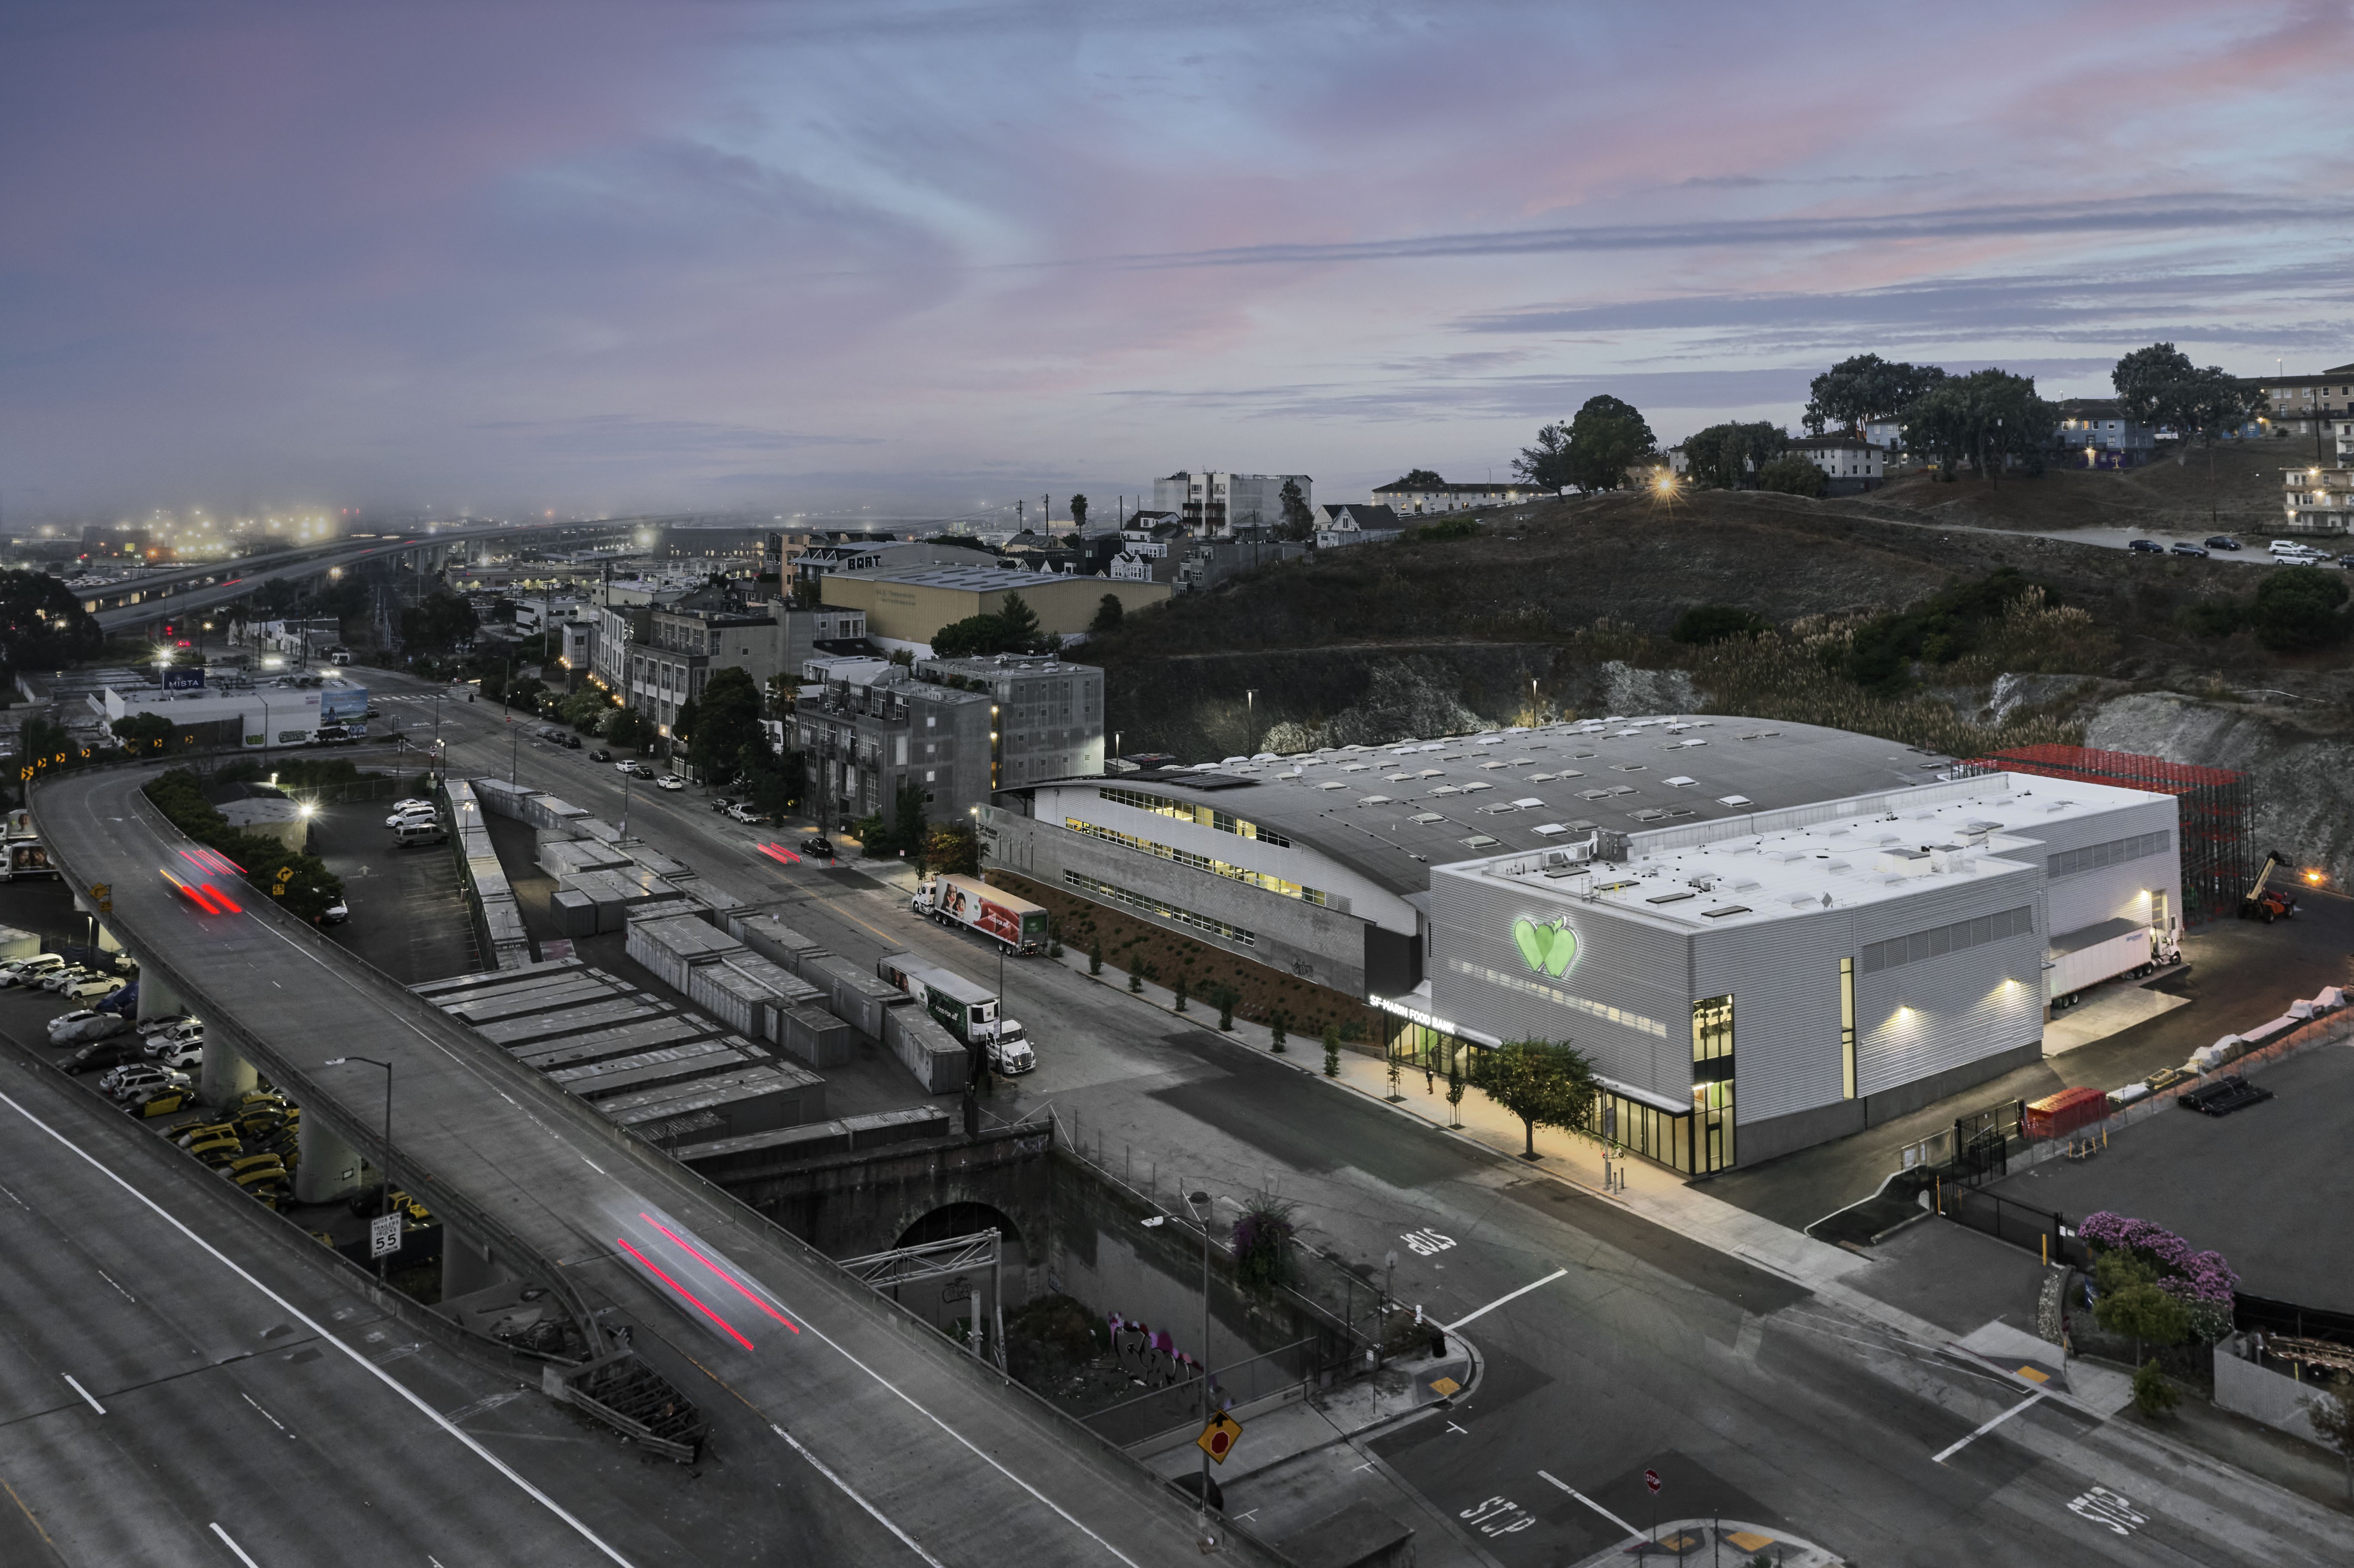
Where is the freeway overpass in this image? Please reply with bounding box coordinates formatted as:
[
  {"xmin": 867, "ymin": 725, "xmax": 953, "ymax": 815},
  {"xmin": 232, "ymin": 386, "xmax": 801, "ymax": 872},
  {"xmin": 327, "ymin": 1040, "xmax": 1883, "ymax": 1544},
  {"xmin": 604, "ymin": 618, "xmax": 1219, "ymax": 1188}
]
[
  {"xmin": 32, "ymin": 762, "xmax": 1253, "ymax": 1568},
  {"xmin": 86, "ymin": 513, "xmax": 760, "ymax": 634}
]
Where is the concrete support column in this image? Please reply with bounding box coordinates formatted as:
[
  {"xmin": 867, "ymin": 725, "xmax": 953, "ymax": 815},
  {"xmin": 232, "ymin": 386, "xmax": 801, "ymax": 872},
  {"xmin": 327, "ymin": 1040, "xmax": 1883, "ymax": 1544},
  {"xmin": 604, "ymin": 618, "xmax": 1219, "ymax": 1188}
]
[
  {"xmin": 199, "ymin": 1037, "xmax": 257, "ymax": 1108},
  {"xmin": 293, "ymin": 1116, "xmax": 364, "ymax": 1204},
  {"xmin": 136, "ymin": 970, "xmax": 186, "ymax": 1023},
  {"xmin": 441, "ymin": 1224, "xmax": 515, "ymax": 1301}
]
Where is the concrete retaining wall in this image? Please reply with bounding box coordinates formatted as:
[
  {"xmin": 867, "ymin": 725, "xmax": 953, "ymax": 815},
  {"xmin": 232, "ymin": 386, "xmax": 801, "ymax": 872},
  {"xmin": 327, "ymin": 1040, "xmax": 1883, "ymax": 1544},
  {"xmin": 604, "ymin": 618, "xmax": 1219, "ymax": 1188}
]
[{"xmin": 2214, "ymin": 1344, "xmax": 2326, "ymax": 1445}]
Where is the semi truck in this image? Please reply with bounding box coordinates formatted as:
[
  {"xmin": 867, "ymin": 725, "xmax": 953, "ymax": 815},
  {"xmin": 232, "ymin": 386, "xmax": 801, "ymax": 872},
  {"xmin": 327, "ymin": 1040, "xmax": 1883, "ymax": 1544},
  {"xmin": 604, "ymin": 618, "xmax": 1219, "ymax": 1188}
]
[
  {"xmin": 874, "ymin": 952, "xmax": 1036, "ymax": 1074},
  {"xmin": 911, "ymin": 872, "xmax": 1049, "ymax": 955}
]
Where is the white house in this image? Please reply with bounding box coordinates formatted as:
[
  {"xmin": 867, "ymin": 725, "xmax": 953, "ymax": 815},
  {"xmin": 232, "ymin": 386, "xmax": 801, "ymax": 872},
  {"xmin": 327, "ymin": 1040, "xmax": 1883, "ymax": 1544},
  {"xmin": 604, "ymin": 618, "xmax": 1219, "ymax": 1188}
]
[
  {"xmin": 1315, "ymin": 504, "xmax": 1404, "ymax": 549},
  {"xmin": 1369, "ymin": 476, "xmax": 1544, "ymax": 514},
  {"xmin": 1786, "ymin": 434, "xmax": 1886, "ymax": 491}
]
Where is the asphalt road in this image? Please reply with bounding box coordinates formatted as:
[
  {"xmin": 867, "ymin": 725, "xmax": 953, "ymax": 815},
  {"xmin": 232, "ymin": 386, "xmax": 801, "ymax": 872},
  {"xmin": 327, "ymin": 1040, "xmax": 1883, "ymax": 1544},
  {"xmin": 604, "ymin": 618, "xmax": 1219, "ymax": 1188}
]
[
  {"xmin": 0, "ymin": 1025, "xmax": 665, "ymax": 1567},
  {"xmin": 28, "ymin": 757, "xmax": 1261, "ymax": 1568},
  {"xmin": 392, "ymin": 673, "xmax": 2354, "ymax": 1565}
]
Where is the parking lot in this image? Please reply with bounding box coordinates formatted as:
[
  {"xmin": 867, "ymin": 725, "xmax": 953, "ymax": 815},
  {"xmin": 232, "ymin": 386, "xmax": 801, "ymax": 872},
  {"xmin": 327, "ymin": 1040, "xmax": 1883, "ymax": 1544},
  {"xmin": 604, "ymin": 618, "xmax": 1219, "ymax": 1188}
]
[
  {"xmin": 0, "ymin": 885, "xmax": 445, "ymax": 1297},
  {"xmin": 1990, "ymin": 1038, "xmax": 2354, "ymax": 1313}
]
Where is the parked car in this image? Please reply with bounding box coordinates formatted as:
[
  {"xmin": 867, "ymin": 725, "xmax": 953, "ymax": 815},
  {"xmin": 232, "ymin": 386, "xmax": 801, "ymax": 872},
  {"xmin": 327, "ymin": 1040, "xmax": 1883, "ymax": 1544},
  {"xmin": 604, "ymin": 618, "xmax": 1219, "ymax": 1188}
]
[
  {"xmin": 48, "ymin": 1009, "xmax": 107, "ymax": 1041},
  {"xmin": 385, "ymin": 807, "xmax": 438, "ymax": 829},
  {"xmin": 2127, "ymin": 538, "xmax": 2164, "ymax": 554},
  {"xmin": 800, "ymin": 837, "xmax": 835, "ymax": 860},
  {"xmin": 2204, "ymin": 535, "xmax": 2242, "ymax": 550},
  {"xmin": 726, "ymin": 802, "xmax": 761, "ymax": 824},
  {"xmin": 64, "ymin": 974, "xmax": 128, "ymax": 1000},
  {"xmin": 66, "ymin": 1038, "xmax": 146, "ymax": 1074},
  {"xmin": 36, "ymin": 965, "xmax": 96, "ymax": 993},
  {"xmin": 390, "ymin": 797, "xmax": 433, "ymax": 813},
  {"xmin": 103, "ymin": 1065, "xmax": 189, "ymax": 1101},
  {"xmin": 155, "ymin": 1042, "xmax": 204, "ymax": 1071},
  {"xmin": 656, "ymin": 775, "xmax": 685, "ymax": 792},
  {"xmin": 131, "ymin": 1087, "xmax": 194, "ymax": 1119},
  {"xmin": 0, "ymin": 954, "xmax": 66, "ymax": 987},
  {"xmin": 2170, "ymin": 541, "xmax": 2208, "ymax": 557},
  {"xmin": 614, "ymin": 760, "xmax": 636, "ymax": 775},
  {"xmin": 591, "ymin": 749, "xmax": 613, "ymax": 763},
  {"xmin": 320, "ymin": 895, "xmax": 350, "ymax": 924},
  {"xmin": 627, "ymin": 763, "xmax": 656, "ymax": 779}
]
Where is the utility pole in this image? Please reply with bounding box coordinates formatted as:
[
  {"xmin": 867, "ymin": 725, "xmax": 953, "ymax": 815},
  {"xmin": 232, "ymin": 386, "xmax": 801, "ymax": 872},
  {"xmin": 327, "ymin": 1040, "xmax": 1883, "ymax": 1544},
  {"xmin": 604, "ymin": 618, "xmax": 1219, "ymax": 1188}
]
[{"xmin": 1187, "ymin": 1188, "xmax": 1214, "ymax": 1537}]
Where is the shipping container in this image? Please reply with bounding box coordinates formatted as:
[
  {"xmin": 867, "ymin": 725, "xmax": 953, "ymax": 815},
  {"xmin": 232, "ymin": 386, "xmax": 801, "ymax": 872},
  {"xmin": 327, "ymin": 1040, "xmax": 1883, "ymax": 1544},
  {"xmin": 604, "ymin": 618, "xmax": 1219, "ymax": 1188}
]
[{"xmin": 2022, "ymin": 1085, "xmax": 2109, "ymax": 1141}]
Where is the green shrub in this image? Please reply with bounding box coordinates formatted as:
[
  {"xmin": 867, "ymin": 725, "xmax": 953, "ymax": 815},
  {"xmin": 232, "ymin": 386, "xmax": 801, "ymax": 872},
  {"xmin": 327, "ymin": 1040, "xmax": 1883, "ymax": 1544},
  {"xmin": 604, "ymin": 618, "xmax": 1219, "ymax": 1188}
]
[
  {"xmin": 1671, "ymin": 605, "xmax": 1769, "ymax": 645},
  {"xmin": 1756, "ymin": 453, "xmax": 1829, "ymax": 497},
  {"xmin": 2133, "ymin": 1358, "xmax": 2179, "ymax": 1418},
  {"xmin": 2252, "ymin": 565, "xmax": 2349, "ymax": 652},
  {"xmin": 1322, "ymin": 1025, "xmax": 1340, "ymax": 1077}
]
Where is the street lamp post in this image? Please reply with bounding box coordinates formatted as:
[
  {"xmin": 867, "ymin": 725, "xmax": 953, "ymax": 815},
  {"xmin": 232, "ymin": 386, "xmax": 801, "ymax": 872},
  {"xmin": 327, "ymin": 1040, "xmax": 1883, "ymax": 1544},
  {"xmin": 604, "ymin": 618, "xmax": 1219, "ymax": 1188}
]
[
  {"xmin": 325, "ymin": 1055, "xmax": 394, "ymax": 1282},
  {"xmin": 1245, "ymin": 690, "xmax": 1256, "ymax": 757},
  {"xmin": 1186, "ymin": 1188, "xmax": 1215, "ymax": 1536}
]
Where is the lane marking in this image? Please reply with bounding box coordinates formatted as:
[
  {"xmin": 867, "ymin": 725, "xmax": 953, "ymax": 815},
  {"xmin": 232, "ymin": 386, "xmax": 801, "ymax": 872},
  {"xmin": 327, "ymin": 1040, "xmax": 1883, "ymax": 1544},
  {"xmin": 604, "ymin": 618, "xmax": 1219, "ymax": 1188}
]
[
  {"xmin": 62, "ymin": 1375, "xmax": 105, "ymax": 1415},
  {"xmin": 2, "ymin": 1475, "xmax": 54, "ymax": 1545},
  {"xmin": 208, "ymin": 1521, "xmax": 262, "ymax": 1566},
  {"xmin": 240, "ymin": 1392, "xmax": 292, "ymax": 1437},
  {"xmin": 1933, "ymin": 1389, "xmax": 2047, "ymax": 1464},
  {"xmin": 0, "ymin": 1088, "xmax": 638, "ymax": 1568},
  {"xmin": 1538, "ymin": 1469, "xmax": 1641, "ymax": 1542},
  {"xmin": 96, "ymin": 1269, "xmax": 136, "ymax": 1303},
  {"xmin": 772, "ymin": 1424, "xmax": 945, "ymax": 1567},
  {"xmin": 1444, "ymin": 1268, "xmax": 1567, "ymax": 1332}
]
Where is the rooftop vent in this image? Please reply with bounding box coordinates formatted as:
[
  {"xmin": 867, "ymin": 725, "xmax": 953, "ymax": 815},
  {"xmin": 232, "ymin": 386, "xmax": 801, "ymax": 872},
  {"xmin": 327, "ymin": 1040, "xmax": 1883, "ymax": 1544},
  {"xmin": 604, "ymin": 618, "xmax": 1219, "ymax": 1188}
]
[
  {"xmin": 1717, "ymin": 794, "xmax": 1753, "ymax": 808},
  {"xmin": 1409, "ymin": 811, "xmax": 1445, "ymax": 824},
  {"xmin": 1532, "ymin": 823, "xmax": 1569, "ymax": 838},
  {"xmin": 1462, "ymin": 835, "xmax": 1500, "ymax": 849},
  {"xmin": 1647, "ymin": 890, "xmax": 1696, "ymax": 904},
  {"xmin": 1701, "ymin": 905, "xmax": 1751, "ymax": 919},
  {"xmin": 1664, "ymin": 776, "xmax": 1697, "ymax": 787}
]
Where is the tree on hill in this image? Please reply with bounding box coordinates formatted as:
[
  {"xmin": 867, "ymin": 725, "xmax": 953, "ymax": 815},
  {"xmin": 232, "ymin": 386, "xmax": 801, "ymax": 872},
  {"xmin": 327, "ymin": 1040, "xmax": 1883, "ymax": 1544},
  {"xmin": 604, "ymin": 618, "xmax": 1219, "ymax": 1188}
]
[
  {"xmin": 1090, "ymin": 594, "xmax": 1125, "ymax": 633},
  {"xmin": 1512, "ymin": 427, "xmax": 1573, "ymax": 494},
  {"xmin": 1907, "ymin": 369, "xmax": 2053, "ymax": 486},
  {"xmin": 2112, "ymin": 343, "xmax": 2259, "ymax": 457},
  {"xmin": 1803, "ymin": 354, "xmax": 1948, "ymax": 435},
  {"xmin": 1563, "ymin": 396, "xmax": 1656, "ymax": 492},
  {"xmin": 1394, "ymin": 469, "xmax": 1446, "ymax": 487},
  {"xmin": 1681, "ymin": 422, "xmax": 1787, "ymax": 489},
  {"xmin": 1068, "ymin": 494, "xmax": 1089, "ymax": 529},
  {"xmin": 1278, "ymin": 479, "xmax": 1315, "ymax": 542}
]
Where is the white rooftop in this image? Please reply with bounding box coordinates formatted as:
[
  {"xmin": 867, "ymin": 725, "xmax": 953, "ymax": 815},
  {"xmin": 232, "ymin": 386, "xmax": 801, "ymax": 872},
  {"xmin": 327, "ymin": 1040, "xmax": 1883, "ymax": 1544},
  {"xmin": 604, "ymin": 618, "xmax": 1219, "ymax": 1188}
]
[{"xmin": 1456, "ymin": 771, "xmax": 2166, "ymax": 930}]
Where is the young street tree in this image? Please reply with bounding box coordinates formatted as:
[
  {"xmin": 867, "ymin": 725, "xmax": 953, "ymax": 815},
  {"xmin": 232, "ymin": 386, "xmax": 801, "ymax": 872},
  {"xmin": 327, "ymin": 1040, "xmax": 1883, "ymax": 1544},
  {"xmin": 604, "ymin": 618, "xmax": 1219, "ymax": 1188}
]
[{"xmin": 1479, "ymin": 1039, "xmax": 1598, "ymax": 1159}]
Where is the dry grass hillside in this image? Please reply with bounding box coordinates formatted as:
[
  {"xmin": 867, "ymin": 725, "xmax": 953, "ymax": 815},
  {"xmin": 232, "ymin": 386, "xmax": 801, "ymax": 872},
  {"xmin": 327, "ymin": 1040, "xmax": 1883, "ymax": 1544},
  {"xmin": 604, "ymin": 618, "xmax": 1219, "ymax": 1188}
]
[
  {"xmin": 1854, "ymin": 441, "xmax": 2301, "ymax": 534},
  {"xmin": 1084, "ymin": 483, "xmax": 2354, "ymax": 876}
]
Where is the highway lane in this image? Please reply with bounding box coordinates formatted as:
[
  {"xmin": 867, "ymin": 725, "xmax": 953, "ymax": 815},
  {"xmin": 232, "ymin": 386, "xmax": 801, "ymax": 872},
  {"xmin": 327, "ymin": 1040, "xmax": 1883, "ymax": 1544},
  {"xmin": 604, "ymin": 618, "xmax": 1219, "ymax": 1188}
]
[
  {"xmin": 401, "ymin": 681, "xmax": 2354, "ymax": 1565},
  {"xmin": 30, "ymin": 760, "xmax": 1277, "ymax": 1568},
  {"xmin": 0, "ymin": 1039, "xmax": 663, "ymax": 1566}
]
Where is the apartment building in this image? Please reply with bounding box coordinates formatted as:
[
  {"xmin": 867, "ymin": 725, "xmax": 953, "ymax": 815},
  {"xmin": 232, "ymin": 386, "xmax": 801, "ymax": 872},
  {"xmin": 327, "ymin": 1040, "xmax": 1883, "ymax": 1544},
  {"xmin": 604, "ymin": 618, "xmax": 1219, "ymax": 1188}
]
[{"xmin": 1150, "ymin": 472, "xmax": 1311, "ymax": 535}]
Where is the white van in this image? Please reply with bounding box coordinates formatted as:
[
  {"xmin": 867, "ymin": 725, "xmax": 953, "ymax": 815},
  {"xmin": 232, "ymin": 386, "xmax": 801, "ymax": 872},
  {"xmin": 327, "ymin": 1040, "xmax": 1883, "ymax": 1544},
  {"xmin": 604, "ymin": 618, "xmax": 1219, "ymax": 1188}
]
[{"xmin": 391, "ymin": 820, "xmax": 448, "ymax": 849}]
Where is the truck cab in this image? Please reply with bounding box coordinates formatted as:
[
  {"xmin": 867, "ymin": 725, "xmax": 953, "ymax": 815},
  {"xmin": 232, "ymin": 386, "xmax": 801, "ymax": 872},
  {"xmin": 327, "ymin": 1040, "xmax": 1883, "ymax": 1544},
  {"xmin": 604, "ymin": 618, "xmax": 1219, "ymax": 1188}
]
[{"xmin": 992, "ymin": 1018, "xmax": 1036, "ymax": 1075}]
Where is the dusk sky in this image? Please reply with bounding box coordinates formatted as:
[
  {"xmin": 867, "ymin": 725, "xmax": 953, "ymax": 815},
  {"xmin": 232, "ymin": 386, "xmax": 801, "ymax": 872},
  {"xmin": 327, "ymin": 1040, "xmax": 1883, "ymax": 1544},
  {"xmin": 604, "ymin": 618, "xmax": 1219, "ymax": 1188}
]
[{"xmin": 6, "ymin": 0, "xmax": 2351, "ymax": 523}]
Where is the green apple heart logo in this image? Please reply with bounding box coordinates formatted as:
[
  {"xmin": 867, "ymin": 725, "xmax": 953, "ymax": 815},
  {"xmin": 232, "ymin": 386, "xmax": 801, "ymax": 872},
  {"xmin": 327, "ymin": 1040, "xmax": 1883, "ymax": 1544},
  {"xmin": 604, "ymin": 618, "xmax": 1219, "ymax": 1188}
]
[{"xmin": 1511, "ymin": 917, "xmax": 1577, "ymax": 977}]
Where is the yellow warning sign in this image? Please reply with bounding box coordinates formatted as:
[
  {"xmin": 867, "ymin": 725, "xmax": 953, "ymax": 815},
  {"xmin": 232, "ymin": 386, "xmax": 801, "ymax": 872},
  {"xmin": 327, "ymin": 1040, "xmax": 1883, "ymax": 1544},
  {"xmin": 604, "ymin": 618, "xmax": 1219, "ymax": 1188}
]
[
  {"xmin": 1428, "ymin": 1375, "xmax": 1462, "ymax": 1398},
  {"xmin": 1196, "ymin": 1411, "xmax": 1242, "ymax": 1465}
]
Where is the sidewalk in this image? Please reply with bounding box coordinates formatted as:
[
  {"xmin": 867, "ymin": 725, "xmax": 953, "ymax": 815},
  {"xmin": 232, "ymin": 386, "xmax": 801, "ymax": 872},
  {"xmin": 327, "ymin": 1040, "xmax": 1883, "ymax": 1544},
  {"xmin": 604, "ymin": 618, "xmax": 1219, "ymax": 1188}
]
[{"xmin": 1039, "ymin": 947, "xmax": 2140, "ymax": 1416}]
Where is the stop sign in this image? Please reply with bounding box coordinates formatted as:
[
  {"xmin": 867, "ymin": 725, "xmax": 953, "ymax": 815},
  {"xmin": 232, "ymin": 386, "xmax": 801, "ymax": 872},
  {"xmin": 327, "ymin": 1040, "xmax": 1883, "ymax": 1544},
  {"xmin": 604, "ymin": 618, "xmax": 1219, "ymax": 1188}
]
[{"xmin": 1644, "ymin": 1469, "xmax": 1661, "ymax": 1494}]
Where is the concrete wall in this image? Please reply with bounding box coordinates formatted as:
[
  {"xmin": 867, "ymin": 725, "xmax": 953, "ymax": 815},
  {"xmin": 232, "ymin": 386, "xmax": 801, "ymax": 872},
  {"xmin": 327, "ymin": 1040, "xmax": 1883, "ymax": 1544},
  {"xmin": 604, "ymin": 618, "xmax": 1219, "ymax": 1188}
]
[{"xmin": 2214, "ymin": 1344, "xmax": 2325, "ymax": 1445}]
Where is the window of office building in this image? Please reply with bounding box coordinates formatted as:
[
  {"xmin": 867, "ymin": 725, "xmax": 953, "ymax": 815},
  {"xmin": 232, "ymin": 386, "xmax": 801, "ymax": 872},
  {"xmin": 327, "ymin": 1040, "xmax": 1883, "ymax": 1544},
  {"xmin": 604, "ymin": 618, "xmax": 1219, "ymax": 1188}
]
[
  {"xmin": 1690, "ymin": 994, "xmax": 1735, "ymax": 1172},
  {"xmin": 1839, "ymin": 958, "xmax": 1858, "ymax": 1101}
]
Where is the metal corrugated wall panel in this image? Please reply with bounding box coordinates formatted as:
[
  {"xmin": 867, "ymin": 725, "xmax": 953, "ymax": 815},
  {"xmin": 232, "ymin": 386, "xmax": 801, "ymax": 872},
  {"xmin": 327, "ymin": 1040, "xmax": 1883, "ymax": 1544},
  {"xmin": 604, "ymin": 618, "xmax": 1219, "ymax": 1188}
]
[
  {"xmin": 1694, "ymin": 909, "xmax": 1851, "ymax": 1124},
  {"xmin": 1428, "ymin": 866, "xmax": 1689, "ymax": 1100}
]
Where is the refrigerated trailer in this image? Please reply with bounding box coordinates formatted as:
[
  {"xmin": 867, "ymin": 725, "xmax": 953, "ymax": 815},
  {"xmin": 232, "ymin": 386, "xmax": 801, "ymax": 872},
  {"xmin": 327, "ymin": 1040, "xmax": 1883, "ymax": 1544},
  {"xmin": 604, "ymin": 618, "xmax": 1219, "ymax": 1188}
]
[
  {"xmin": 873, "ymin": 952, "xmax": 1036, "ymax": 1074},
  {"xmin": 911, "ymin": 873, "xmax": 1049, "ymax": 954}
]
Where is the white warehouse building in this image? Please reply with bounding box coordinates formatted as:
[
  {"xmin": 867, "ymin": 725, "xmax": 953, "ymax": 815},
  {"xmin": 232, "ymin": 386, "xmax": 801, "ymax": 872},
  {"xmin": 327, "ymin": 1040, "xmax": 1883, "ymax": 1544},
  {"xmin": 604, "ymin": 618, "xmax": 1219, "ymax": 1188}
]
[{"xmin": 985, "ymin": 715, "xmax": 2184, "ymax": 1172}]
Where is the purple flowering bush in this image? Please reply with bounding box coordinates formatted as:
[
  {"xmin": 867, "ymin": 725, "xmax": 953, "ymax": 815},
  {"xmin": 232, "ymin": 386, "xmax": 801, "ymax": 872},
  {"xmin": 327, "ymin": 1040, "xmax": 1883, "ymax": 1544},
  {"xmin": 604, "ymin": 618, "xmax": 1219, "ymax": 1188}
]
[{"xmin": 2080, "ymin": 1211, "xmax": 2239, "ymax": 1341}]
